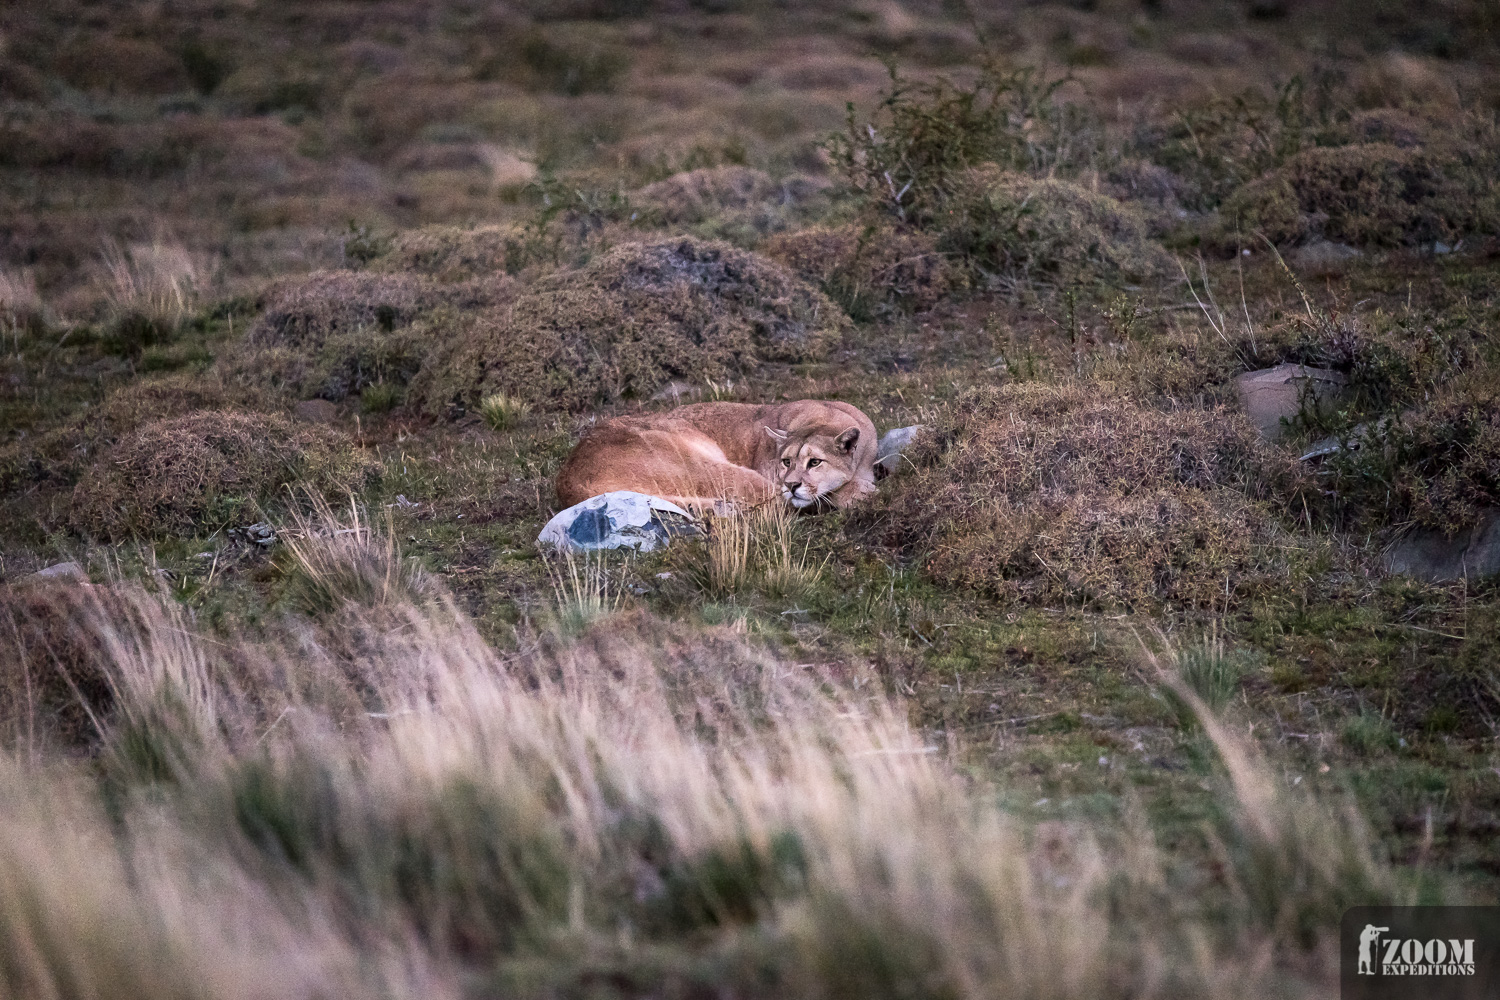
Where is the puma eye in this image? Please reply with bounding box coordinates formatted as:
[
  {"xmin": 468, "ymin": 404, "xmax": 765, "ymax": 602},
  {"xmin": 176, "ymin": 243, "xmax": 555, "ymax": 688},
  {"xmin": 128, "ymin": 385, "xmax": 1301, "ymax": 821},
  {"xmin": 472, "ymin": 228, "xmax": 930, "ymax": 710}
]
[
  {"xmin": 781, "ymin": 458, "xmax": 791, "ymax": 467},
  {"xmin": 807, "ymin": 458, "xmax": 822, "ymax": 468}
]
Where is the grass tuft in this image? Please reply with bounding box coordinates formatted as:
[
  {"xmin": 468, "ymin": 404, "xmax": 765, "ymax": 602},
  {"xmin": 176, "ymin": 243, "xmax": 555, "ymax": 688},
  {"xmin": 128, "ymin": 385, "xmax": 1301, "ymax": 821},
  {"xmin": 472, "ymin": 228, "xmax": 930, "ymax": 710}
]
[
  {"xmin": 280, "ymin": 493, "xmax": 430, "ymax": 617},
  {"xmin": 95, "ymin": 238, "xmax": 207, "ymax": 344},
  {"xmin": 479, "ymin": 392, "xmax": 533, "ymax": 432}
]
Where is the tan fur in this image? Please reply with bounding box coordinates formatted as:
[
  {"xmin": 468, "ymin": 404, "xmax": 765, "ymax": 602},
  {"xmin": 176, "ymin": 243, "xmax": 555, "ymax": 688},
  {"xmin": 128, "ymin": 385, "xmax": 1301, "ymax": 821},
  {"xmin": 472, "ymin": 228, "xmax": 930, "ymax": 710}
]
[{"xmin": 556, "ymin": 400, "xmax": 879, "ymax": 511}]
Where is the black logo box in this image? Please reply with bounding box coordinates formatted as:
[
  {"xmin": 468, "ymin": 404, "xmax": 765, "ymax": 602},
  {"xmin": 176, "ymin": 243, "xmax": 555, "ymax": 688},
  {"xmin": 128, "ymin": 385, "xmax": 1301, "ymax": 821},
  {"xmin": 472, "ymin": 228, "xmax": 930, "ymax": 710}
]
[{"xmin": 1343, "ymin": 907, "xmax": 1500, "ymax": 1000}]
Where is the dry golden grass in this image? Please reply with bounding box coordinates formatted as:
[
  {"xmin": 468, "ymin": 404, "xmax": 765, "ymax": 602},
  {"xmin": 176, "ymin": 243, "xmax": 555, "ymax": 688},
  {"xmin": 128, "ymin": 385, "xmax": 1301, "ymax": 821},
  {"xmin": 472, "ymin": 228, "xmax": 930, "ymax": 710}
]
[
  {"xmin": 684, "ymin": 501, "xmax": 825, "ymax": 599},
  {"xmin": 0, "ymin": 268, "xmax": 42, "ymax": 328},
  {"xmin": 280, "ymin": 493, "xmax": 431, "ymax": 617},
  {"xmin": 94, "ymin": 238, "xmax": 209, "ymax": 332},
  {"xmin": 0, "ymin": 571, "xmax": 1406, "ymax": 998}
]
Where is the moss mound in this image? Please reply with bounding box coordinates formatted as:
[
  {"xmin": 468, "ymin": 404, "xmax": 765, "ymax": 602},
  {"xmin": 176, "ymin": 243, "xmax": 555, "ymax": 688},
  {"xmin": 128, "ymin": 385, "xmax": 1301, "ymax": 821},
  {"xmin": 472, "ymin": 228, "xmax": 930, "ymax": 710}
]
[
  {"xmin": 761, "ymin": 223, "xmax": 954, "ymax": 318},
  {"xmin": 69, "ymin": 409, "xmax": 380, "ymax": 539},
  {"xmin": 860, "ymin": 382, "xmax": 1307, "ymax": 609},
  {"xmin": 940, "ymin": 168, "xmax": 1174, "ymax": 288},
  {"xmin": 1, "ymin": 373, "xmax": 249, "ymax": 492},
  {"xmin": 227, "ymin": 270, "xmax": 515, "ymax": 403},
  {"xmin": 248, "ymin": 271, "xmax": 435, "ymax": 349},
  {"xmin": 1221, "ymin": 141, "xmax": 1500, "ymax": 248},
  {"xmin": 369, "ymin": 224, "xmax": 520, "ymax": 281},
  {"xmin": 635, "ymin": 166, "xmax": 778, "ymax": 224},
  {"xmin": 413, "ymin": 237, "xmax": 847, "ymax": 415}
]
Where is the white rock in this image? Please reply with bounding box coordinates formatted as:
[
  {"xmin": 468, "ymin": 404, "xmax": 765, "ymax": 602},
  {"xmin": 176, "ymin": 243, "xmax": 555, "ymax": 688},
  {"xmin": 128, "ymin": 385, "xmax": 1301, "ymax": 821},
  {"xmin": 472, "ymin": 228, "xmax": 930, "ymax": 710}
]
[
  {"xmin": 875, "ymin": 425, "xmax": 922, "ymax": 477},
  {"xmin": 538, "ymin": 491, "xmax": 702, "ymax": 553}
]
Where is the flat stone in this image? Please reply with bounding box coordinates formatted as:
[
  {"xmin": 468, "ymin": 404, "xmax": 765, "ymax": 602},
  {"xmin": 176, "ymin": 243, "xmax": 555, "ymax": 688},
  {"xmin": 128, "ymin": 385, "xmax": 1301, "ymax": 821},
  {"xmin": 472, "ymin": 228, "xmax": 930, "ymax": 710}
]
[
  {"xmin": 1232, "ymin": 364, "xmax": 1346, "ymax": 441},
  {"xmin": 295, "ymin": 399, "xmax": 339, "ymax": 423},
  {"xmin": 538, "ymin": 491, "xmax": 702, "ymax": 554},
  {"xmin": 1384, "ymin": 512, "xmax": 1500, "ymax": 582},
  {"xmin": 875, "ymin": 425, "xmax": 922, "ymax": 478}
]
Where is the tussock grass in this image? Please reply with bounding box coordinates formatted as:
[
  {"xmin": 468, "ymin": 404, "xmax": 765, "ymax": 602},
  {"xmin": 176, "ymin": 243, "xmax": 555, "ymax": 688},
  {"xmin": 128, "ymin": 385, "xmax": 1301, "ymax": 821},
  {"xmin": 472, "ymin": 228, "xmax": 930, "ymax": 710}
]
[
  {"xmin": 545, "ymin": 549, "xmax": 627, "ymax": 632},
  {"xmin": 68, "ymin": 410, "xmax": 380, "ymax": 540},
  {"xmin": 682, "ymin": 501, "xmax": 825, "ymax": 599},
  {"xmin": 0, "ymin": 267, "xmax": 43, "ymax": 330},
  {"xmin": 479, "ymin": 391, "xmax": 533, "ymax": 432},
  {"xmin": 95, "ymin": 238, "xmax": 208, "ymax": 340},
  {"xmin": 861, "ymin": 382, "xmax": 1310, "ymax": 609},
  {"xmin": 0, "ymin": 581, "xmax": 1415, "ymax": 998},
  {"xmin": 1157, "ymin": 623, "xmax": 1261, "ymax": 727},
  {"xmin": 280, "ymin": 494, "xmax": 429, "ymax": 618},
  {"xmin": 413, "ymin": 237, "xmax": 847, "ymax": 414}
]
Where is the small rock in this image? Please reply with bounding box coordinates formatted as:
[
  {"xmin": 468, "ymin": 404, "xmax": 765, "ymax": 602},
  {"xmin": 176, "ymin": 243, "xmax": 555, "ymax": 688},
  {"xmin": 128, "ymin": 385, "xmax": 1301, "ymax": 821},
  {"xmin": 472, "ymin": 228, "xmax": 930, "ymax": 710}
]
[
  {"xmin": 1384, "ymin": 511, "xmax": 1500, "ymax": 582},
  {"xmin": 1290, "ymin": 240, "xmax": 1361, "ymax": 277},
  {"xmin": 1434, "ymin": 241, "xmax": 1452, "ymax": 255},
  {"xmin": 651, "ymin": 381, "xmax": 702, "ymax": 402},
  {"xmin": 295, "ymin": 399, "xmax": 339, "ymax": 423},
  {"xmin": 538, "ymin": 491, "xmax": 702, "ymax": 553},
  {"xmin": 229, "ymin": 523, "xmax": 277, "ymax": 548},
  {"xmin": 28, "ymin": 561, "xmax": 88, "ymax": 584},
  {"xmin": 1299, "ymin": 420, "xmax": 1383, "ymax": 462},
  {"xmin": 394, "ymin": 494, "xmax": 419, "ymax": 509},
  {"xmin": 875, "ymin": 425, "xmax": 923, "ymax": 479},
  {"xmin": 1231, "ymin": 364, "xmax": 1346, "ymax": 441}
]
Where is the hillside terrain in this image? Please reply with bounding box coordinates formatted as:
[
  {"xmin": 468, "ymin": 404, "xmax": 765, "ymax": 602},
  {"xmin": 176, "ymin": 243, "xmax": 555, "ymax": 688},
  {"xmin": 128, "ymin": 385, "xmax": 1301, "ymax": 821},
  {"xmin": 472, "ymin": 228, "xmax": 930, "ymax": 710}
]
[{"xmin": 2, "ymin": 1, "xmax": 1500, "ymax": 997}]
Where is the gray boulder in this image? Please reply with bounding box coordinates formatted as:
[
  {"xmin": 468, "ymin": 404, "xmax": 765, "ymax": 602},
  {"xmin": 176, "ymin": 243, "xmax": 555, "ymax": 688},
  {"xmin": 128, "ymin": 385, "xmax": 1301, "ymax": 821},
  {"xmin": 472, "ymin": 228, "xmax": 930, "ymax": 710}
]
[
  {"xmin": 1384, "ymin": 512, "xmax": 1500, "ymax": 582},
  {"xmin": 539, "ymin": 491, "xmax": 702, "ymax": 553},
  {"xmin": 1232, "ymin": 364, "xmax": 1346, "ymax": 441}
]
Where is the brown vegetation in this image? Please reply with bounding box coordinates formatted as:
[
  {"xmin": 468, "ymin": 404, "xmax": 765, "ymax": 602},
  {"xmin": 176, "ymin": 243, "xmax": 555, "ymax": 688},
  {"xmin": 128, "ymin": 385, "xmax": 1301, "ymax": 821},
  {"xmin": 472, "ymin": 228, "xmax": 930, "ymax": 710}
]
[
  {"xmin": 762, "ymin": 222, "xmax": 953, "ymax": 317},
  {"xmin": 634, "ymin": 165, "xmax": 780, "ymax": 224},
  {"xmin": 414, "ymin": 237, "xmax": 846, "ymax": 414},
  {"xmin": 1221, "ymin": 140, "xmax": 1500, "ymax": 248},
  {"xmin": 941, "ymin": 169, "xmax": 1175, "ymax": 289},
  {"xmin": 0, "ymin": 583, "xmax": 120, "ymax": 750},
  {"xmin": 69, "ymin": 410, "xmax": 379, "ymax": 539},
  {"xmin": 861, "ymin": 382, "xmax": 1308, "ymax": 609},
  {"xmin": 368, "ymin": 224, "xmax": 520, "ymax": 282}
]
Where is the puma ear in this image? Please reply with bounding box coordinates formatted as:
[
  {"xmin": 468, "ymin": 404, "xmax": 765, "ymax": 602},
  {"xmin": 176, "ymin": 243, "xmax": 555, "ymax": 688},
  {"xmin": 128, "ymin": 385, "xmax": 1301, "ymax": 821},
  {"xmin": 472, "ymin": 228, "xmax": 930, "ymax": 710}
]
[
  {"xmin": 764, "ymin": 427, "xmax": 789, "ymax": 442},
  {"xmin": 835, "ymin": 427, "xmax": 859, "ymax": 452}
]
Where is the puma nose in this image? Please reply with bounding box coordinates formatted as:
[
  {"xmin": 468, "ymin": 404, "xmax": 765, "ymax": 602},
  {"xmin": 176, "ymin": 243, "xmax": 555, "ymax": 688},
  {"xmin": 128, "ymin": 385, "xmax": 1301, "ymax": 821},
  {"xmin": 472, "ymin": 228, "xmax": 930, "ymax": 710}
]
[{"xmin": 784, "ymin": 481, "xmax": 801, "ymax": 492}]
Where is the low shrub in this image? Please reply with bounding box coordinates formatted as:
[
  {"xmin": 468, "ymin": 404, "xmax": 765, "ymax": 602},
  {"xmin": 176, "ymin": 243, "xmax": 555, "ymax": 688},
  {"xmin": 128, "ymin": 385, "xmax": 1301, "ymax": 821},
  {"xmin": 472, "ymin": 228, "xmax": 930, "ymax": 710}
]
[
  {"xmin": 826, "ymin": 60, "xmax": 1098, "ymax": 224},
  {"xmin": 939, "ymin": 169, "xmax": 1175, "ymax": 290},
  {"xmin": 413, "ymin": 237, "xmax": 846, "ymax": 414},
  {"xmin": 857, "ymin": 382, "xmax": 1307, "ymax": 609},
  {"xmin": 761, "ymin": 223, "xmax": 953, "ymax": 319},
  {"xmin": 1320, "ymin": 383, "xmax": 1500, "ymax": 536},
  {"xmin": 634, "ymin": 166, "xmax": 778, "ymax": 225},
  {"xmin": 228, "ymin": 271, "xmax": 515, "ymax": 403},
  {"xmin": 368, "ymin": 225, "xmax": 519, "ymax": 282},
  {"xmin": 69, "ymin": 410, "xmax": 380, "ymax": 539},
  {"xmin": 1219, "ymin": 140, "xmax": 1500, "ymax": 248},
  {"xmin": 246, "ymin": 271, "xmax": 434, "ymax": 350},
  {"xmin": 0, "ymin": 374, "xmax": 244, "ymax": 492}
]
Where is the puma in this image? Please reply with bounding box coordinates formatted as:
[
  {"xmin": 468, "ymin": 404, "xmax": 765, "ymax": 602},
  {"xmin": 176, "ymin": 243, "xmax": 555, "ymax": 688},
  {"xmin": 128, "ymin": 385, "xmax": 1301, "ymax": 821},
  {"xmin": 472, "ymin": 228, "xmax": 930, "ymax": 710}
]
[{"xmin": 555, "ymin": 400, "xmax": 879, "ymax": 511}]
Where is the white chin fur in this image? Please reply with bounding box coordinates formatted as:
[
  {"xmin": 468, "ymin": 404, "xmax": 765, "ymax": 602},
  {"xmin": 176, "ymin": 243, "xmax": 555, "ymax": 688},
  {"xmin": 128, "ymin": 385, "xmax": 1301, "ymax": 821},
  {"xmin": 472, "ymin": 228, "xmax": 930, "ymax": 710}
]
[{"xmin": 788, "ymin": 495, "xmax": 815, "ymax": 509}]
